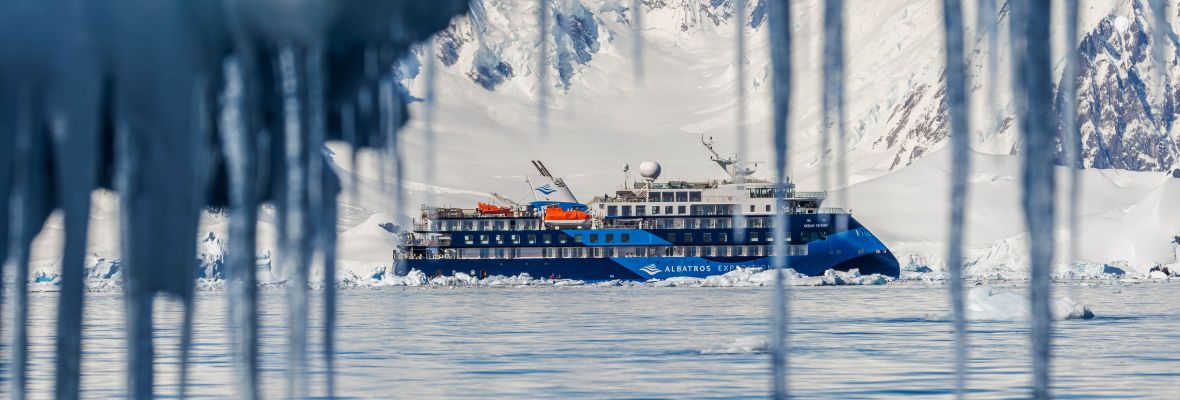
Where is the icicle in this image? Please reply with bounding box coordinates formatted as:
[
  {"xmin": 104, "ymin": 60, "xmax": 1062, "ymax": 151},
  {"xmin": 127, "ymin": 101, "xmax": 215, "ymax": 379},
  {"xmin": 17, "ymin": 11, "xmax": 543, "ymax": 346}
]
[
  {"xmin": 537, "ymin": 0, "xmax": 551, "ymax": 136},
  {"xmin": 320, "ymin": 175, "xmax": 339, "ymax": 399},
  {"xmin": 379, "ymin": 77, "xmax": 406, "ymax": 230},
  {"xmin": 976, "ymin": 0, "xmax": 998, "ymax": 139},
  {"xmin": 278, "ymin": 44, "xmax": 311, "ymax": 400},
  {"xmin": 632, "ymin": 0, "xmax": 644, "ymax": 82},
  {"xmin": 424, "ymin": 36, "xmax": 438, "ymax": 208},
  {"xmin": 1063, "ymin": 0, "xmax": 1082, "ymax": 274},
  {"xmin": 8, "ymin": 86, "xmax": 37, "ymax": 400},
  {"xmin": 731, "ymin": 0, "xmax": 748, "ymax": 240},
  {"xmin": 220, "ymin": 57, "xmax": 261, "ymax": 400},
  {"xmin": 1150, "ymin": 0, "xmax": 1168, "ymax": 106},
  {"xmin": 767, "ymin": 0, "xmax": 792, "ymax": 398},
  {"xmin": 342, "ymin": 103, "xmax": 360, "ymax": 204},
  {"xmin": 1010, "ymin": 2, "xmax": 1056, "ymax": 398},
  {"xmin": 942, "ymin": 0, "xmax": 971, "ymax": 397},
  {"xmin": 821, "ymin": 0, "xmax": 848, "ymax": 232}
]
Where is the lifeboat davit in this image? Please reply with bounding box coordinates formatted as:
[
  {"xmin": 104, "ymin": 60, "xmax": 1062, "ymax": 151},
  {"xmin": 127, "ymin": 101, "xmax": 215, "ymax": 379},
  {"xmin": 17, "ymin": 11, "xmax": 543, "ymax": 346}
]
[
  {"xmin": 476, "ymin": 202, "xmax": 513, "ymax": 216},
  {"xmin": 543, "ymin": 206, "xmax": 591, "ymax": 226}
]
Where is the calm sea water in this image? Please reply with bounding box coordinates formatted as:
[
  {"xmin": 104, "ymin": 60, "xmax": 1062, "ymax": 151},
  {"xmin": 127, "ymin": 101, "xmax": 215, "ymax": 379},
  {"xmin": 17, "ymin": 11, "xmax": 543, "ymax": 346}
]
[{"xmin": 2, "ymin": 282, "xmax": 1178, "ymax": 398}]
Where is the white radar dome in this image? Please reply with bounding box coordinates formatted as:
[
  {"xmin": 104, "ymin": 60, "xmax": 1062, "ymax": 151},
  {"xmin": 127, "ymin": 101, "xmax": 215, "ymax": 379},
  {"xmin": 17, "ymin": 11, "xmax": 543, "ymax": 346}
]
[{"xmin": 639, "ymin": 160, "xmax": 661, "ymax": 180}]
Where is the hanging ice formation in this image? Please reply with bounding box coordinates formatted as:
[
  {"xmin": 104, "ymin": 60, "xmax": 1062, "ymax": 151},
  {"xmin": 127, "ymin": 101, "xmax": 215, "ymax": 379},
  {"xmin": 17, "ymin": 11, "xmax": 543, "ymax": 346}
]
[
  {"xmin": 1009, "ymin": 1, "xmax": 1057, "ymax": 399},
  {"xmin": 1063, "ymin": 0, "xmax": 1082, "ymax": 273},
  {"xmin": 821, "ymin": 0, "xmax": 848, "ymax": 232},
  {"xmin": 941, "ymin": 0, "xmax": 971, "ymax": 397},
  {"xmin": 766, "ymin": 0, "xmax": 793, "ymax": 398},
  {"xmin": 731, "ymin": 0, "xmax": 749, "ymax": 241},
  {"xmin": 538, "ymin": 0, "xmax": 552, "ymax": 136},
  {"xmin": 0, "ymin": 0, "xmax": 468, "ymax": 398}
]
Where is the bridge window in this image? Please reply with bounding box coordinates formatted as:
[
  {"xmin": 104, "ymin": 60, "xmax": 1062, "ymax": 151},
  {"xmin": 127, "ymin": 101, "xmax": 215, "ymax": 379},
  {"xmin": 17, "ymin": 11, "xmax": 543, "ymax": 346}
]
[
  {"xmin": 650, "ymin": 192, "xmax": 662, "ymax": 202},
  {"xmin": 665, "ymin": 206, "xmax": 673, "ymax": 214},
  {"xmin": 636, "ymin": 206, "xmax": 646, "ymax": 216},
  {"xmin": 607, "ymin": 205, "xmax": 617, "ymax": 216},
  {"xmin": 690, "ymin": 192, "xmax": 702, "ymax": 202},
  {"xmin": 677, "ymin": 206, "xmax": 687, "ymax": 214},
  {"xmin": 674, "ymin": 192, "xmax": 686, "ymax": 202},
  {"xmin": 622, "ymin": 206, "xmax": 632, "ymax": 216},
  {"xmin": 651, "ymin": 206, "xmax": 659, "ymax": 215}
]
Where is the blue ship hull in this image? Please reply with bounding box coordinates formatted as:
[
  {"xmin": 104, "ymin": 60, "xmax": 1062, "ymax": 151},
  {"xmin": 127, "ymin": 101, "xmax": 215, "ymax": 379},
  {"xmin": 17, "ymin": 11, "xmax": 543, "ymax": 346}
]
[{"xmin": 400, "ymin": 222, "xmax": 900, "ymax": 281}]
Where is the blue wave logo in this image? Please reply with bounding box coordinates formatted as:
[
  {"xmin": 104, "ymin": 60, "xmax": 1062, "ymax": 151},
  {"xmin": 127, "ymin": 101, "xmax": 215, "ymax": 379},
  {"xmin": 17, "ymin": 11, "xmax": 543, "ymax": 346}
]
[
  {"xmin": 640, "ymin": 265, "xmax": 661, "ymax": 276},
  {"xmin": 536, "ymin": 184, "xmax": 557, "ymax": 195}
]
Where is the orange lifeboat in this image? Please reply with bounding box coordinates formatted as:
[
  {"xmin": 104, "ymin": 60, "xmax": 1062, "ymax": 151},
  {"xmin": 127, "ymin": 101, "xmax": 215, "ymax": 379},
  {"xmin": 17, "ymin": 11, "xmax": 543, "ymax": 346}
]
[
  {"xmin": 543, "ymin": 206, "xmax": 590, "ymax": 226},
  {"xmin": 476, "ymin": 202, "xmax": 513, "ymax": 216}
]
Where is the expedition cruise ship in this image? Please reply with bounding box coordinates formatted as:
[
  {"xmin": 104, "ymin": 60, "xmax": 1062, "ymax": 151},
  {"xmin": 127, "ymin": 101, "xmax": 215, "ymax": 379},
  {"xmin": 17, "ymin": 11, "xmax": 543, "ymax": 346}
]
[{"xmin": 394, "ymin": 138, "xmax": 900, "ymax": 281}]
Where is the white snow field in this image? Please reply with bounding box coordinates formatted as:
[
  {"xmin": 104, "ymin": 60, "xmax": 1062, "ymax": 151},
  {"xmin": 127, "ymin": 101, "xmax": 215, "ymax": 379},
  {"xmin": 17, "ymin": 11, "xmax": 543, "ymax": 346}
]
[{"xmin": 19, "ymin": 0, "xmax": 1180, "ymax": 283}]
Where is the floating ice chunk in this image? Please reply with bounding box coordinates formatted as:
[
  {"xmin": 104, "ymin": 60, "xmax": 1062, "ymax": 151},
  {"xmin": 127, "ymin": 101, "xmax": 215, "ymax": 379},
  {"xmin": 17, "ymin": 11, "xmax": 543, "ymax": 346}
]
[
  {"xmin": 701, "ymin": 336, "xmax": 769, "ymax": 355},
  {"xmin": 926, "ymin": 286, "xmax": 1095, "ymax": 321}
]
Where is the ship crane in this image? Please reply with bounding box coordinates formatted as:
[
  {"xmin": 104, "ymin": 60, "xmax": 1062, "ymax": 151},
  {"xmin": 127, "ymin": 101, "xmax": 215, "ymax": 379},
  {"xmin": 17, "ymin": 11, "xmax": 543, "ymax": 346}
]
[{"xmin": 701, "ymin": 134, "xmax": 759, "ymax": 181}]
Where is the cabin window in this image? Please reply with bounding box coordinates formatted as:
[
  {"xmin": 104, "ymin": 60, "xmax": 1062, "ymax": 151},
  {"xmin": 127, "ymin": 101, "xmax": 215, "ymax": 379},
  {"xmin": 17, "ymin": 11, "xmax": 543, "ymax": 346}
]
[
  {"xmin": 703, "ymin": 233, "xmax": 712, "ymax": 242},
  {"xmin": 573, "ymin": 234, "xmax": 583, "ymax": 243},
  {"xmin": 684, "ymin": 233, "xmax": 693, "ymax": 243},
  {"xmin": 766, "ymin": 204, "xmax": 771, "ymax": 212},
  {"xmin": 650, "ymin": 192, "xmax": 662, "ymax": 202},
  {"xmin": 750, "ymin": 232, "xmax": 760, "ymax": 242},
  {"xmin": 494, "ymin": 234, "xmax": 503, "ymax": 244},
  {"xmin": 651, "ymin": 206, "xmax": 659, "ymax": 215},
  {"xmin": 717, "ymin": 219, "xmax": 729, "ymax": 229},
  {"xmin": 676, "ymin": 192, "xmax": 688, "ymax": 202},
  {"xmin": 666, "ymin": 232, "xmax": 677, "ymax": 242},
  {"xmin": 622, "ymin": 206, "xmax": 632, "ymax": 216},
  {"xmin": 464, "ymin": 235, "xmax": 473, "ymax": 245},
  {"xmin": 702, "ymin": 247, "xmax": 712, "ymax": 256},
  {"xmin": 592, "ymin": 248, "xmax": 602, "ymax": 258},
  {"xmin": 690, "ymin": 192, "xmax": 702, "ymax": 202},
  {"xmin": 621, "ymin": 233, "xmax": 630, "ymax": 243},
  {"xmin": 676, "ymin": 206, "xmax": 686, "ymax": 214},
  {"xmin": 660, "ymin": 192, "xmax": 672, "ymax": 202},
  {"xmin": 718, "ymin": 246, "xmax": 729, "ymax": 256},
  {"xmin": 686, "ymin": 247, "xmax": 697, "ymax": 257},
  {"xmin": 719, "ymin": 233, "xmax": 728, "ymax": 242},
  {"xmin": 543, "ymin": 234, "xmax": 553, "ymax": 244},
  {"xmin": 636, "ymin": 206, "xmax": 646, "ymax": 216},
  {"xmin": 494, "ymin": 221, "xmax": 504, "ymax": 230},
  {"xmin": 559, "ymin": 235, "xmax": 568, "ymax": 244},
  {"xmin": 479, "ymin": 235, "xmax": 489, "ymax": 244},
  {"xmin": 664, "ymin": 206, "xmax": 673, "ymax": 214},
  {"xmin": 511, "ymin": 234, "xmax": 520, "ymax": 244},
  {"xmin": 605, "ymin": 234, "xmax": 614, "ymax": 242},
  {"xmin": 527, "ymin": 234, "xmax": 537, "ymax": 244},
  {"xmin": 589, "ymin": 234, "xmax": 598, "ymax": 244},
  {"xmin": 607, "ymin": 205, "xmax": 617, "ymax": 216}
]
